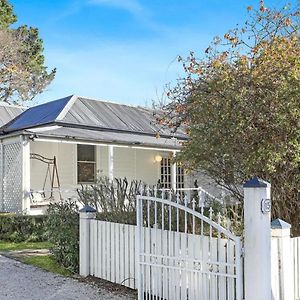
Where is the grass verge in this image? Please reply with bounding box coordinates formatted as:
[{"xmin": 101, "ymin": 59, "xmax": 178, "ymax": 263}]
[
  {"xmin": 0, "ymin": 241, "xmax": 52, "ymax": 251},
  {"xmin": 0, "ymin": 241, "xmax": 72, "ymax": 277},
  {"xmin": 22, "ymin": 255, "xmax": 72, "ymax": 277}
]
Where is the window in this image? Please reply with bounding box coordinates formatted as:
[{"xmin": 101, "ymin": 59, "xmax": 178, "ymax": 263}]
[
  {"xmin": 160, "ymin": 157, "xmax": 184, "ymax": 189},
  {"xmin": 160, "ymin": 157, "xmax": 171, "ymax": 188},
  {"xmin": 77, "ymin": 144, "xmax": 96, "ymax": 183},
  {"xmin": 176, "ymin": 164, "xmax": 185, "ymax": 189}
]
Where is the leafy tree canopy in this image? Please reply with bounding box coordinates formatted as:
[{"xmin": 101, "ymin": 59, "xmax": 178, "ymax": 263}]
[
  {"xmin": 161, "ymin": 1, "xmax": 300, "ymax": 234},
  {"xmin": 0, "ymin": 0, "xmax": 16, "ymax": 28},
  {"xmin": 0, "ymin": 0, "xmax": 55, "ymax": 104}
]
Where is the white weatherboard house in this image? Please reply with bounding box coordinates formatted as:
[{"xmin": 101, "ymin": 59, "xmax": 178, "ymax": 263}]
[{"xmin": 0, "ymin": 95, "xmax": 196, "ymax": 215}]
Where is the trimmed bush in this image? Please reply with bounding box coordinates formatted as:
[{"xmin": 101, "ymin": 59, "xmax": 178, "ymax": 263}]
[
  {"xmin": 46, "ymin": 200, "xmax": 79, "ymax": 273},
  {"xmin": 0, "ymin": 214, "xmax": 48, "ymax": 242}
]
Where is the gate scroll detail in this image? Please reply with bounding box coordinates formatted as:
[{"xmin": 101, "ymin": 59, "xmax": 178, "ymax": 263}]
[{"xmin": 136, "ymin": 190, "xmax": 243, "ymax": 300}]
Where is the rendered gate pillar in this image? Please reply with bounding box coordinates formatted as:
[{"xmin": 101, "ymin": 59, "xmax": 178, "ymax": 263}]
[
  {"xmin": 243, "ymin": 177, "xmax": 271, "ymax": 300},
  {"xmin": 79, "ymin": 205, "xmax": 96, "ymax": 277}
]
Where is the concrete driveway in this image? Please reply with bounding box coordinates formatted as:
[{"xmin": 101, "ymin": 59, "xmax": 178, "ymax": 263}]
[{"xmin": 0, "ymin": 255, "xmax": 135, "ymax": 300}]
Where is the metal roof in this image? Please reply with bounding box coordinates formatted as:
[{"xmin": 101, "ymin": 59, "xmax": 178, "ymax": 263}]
[
  {"xmin": 25, "ymin": 126, "xmax": 182, "ymax": 149},
  {"xmin": 62, "ymin": 96, "xmax": 186, "ymax": 138},
  {"xmin": 2, "ymin": 96, "xmax": 72, "ymax": 132},
  {"xmin": 0, "ymin": 102, "xmax": 25, "ymax": 127},
  {"xmin": 1, "ymin": 95, "xmax": 187, "ymax": 140}
]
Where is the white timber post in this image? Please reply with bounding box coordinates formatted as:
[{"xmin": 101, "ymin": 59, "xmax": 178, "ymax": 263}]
[
  {"xmin": 0, "ymin": 142, "xmax": 3, "ymax": 212},
  {"xmin": 171, "ymin": 150, "xmax": 177, "ymax": 190},
  {"xmin": 22, "ymin": 136, "xmax": 31, "ymax": 213},
  {"xmin": 243, "ymin": 177, "xmax": 271, "ymax": 300},
  {"xmin": 271, "ymin": 219, "xmax": 294, "ymax": 300},
  {"xmin": 79, "ymin": 204, "xmax": 96, "ymax": 277},
  {"xmin": 136, "ymin": 195, "xmax": 142, "ymax": 299},
  {"xmin": 108, "ymin": 145, "xmax": 114, "ymax": 181}
]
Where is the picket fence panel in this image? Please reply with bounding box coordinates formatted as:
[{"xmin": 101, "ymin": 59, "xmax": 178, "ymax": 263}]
[
  {"xmin": 138, "ymin": 228, "xmax": 237, "ymax": 299},
  {"xmin": 88, "ymin": 219, "xmax": 236, "ymax": 295},
  {"xmin": 271, "ymin": 236, "xmax": 300, "ymax": 300},
  {"xmin": 271, "ymin": 238, "xmax": 280, "ymax": 299},
  {"xmin": 292, "ymin": 237, "xmax": 300, "ymax": 299},
  {"xmin": 87, "ymin": 219, "xmax": 300, "ymax": 299},
  {"xmin": 89, "ymin": 220, "xmax": 136, "ymax": 289}
]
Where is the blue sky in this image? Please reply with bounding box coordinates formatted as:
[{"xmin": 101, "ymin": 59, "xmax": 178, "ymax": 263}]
[{"xmin": 10, "ymin": 0, "xmax": 289, "ymax": 106}]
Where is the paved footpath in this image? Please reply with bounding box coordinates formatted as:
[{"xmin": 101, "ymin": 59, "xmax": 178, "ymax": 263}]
[{"xmin": 0, "ymin": 255, "xmax": 135, "ymax": 300}]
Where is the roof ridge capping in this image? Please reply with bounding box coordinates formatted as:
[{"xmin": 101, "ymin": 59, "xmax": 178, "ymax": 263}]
[
  {"xmin": 31, "ymin": 94, "xmax": 74, "ymax": 111},
  {"xmin": 0, "ymin": 101, "xmax": 25, "ymax": 109},
  {"xmin": 55, "ymin": 95, "xmax": 77, "ymax": 121}
]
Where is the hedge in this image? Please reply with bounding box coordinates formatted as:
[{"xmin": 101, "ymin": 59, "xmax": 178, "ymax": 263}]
[
  {"xmin": 0, "ymin": 214, "xmax": 48, "ymax": 242},
  {"xmin": 46, "ymin": 201, "xmax": 79, "ymax": 273}
]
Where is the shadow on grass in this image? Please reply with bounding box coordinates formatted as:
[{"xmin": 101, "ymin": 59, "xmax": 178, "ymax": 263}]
[{"xmin": 0, "ymin": 241, "xmax": 52, "ymax": 251}]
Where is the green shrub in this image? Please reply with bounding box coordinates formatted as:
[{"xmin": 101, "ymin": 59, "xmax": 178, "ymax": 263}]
[
  {"xmin": 0, "ymin": 215, "xmax": 48, "ymax": 242},
  {"xmin": 46, "ymin": 200, "xmax": 79, "ymax": 273}
]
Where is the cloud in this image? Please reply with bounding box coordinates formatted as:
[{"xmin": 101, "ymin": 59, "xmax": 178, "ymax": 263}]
[
  {"xmin": 86, "ymin": 0, "xmax": 166, "ymax": 32},
  {"xmin": 37, "ymin": 27, "xmax": 212, "ymax": 107},
  {"xmin": 88, "ymin": 0, "xmax": 145, "ymax": 18}
]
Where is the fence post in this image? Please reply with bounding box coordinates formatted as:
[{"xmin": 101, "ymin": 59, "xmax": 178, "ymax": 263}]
[
  {"xmin": 243, "ymin": 177, "xmax": 271, "ymax": 300},
  {"xmin": 79, "ymin": 204, "xmax": 96, "ymax": 277},
  {"xmin": 271, "ymin": 219, "xmax": 294, "ymax": 300}
]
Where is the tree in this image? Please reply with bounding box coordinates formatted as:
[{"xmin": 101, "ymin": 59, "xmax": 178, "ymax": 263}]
[
  {"xmin": 0, "ymin": 0, "xmax": 55, "ymax": 104},
  {"xmin": 160, "ymin": 2, "xmax": 300, "ymax": 234}
]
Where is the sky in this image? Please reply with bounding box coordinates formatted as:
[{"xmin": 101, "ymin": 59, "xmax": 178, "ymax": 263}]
[{"xmin": 10, "ymin": 0, "xmax": 291, "ymax": 106}]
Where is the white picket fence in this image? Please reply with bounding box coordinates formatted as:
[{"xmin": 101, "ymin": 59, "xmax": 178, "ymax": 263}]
[
  {"xmin": 87, "ymin": 219, "xmax": 237, "ymax": 295},
  {"xmin": 138, "ymin": 229, "xmax": 237, "ymax": 299},
  {"xmin": 292, "ymin": 238, "xmax": 300, "ymax": 299},
  {"xmin": 89, "ymin": 220, "xmax": 137, "ymax": 289},
  {"xmin": 83, "ymin": 218, "xmax": 300, "ymax": 300},
  {"xmin": 79, "ymin": 181, "xmax": 300, "ymax": 299},
  {"xmin": 271, "ymin": 236, "xmax": 300, "ymax": 300}
]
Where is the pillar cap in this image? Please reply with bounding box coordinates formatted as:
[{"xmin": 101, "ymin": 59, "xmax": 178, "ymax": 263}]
[
  {"xmin": 271, "ymin": 218, "xmax": 291, "ymax": 229},
  {"xmin": 243, "ymin": 177, "xmax": 270, "ymax": 188},
  {"xmin": 79, "ymin": 205, "xmax": 97, "ymax": 213}
]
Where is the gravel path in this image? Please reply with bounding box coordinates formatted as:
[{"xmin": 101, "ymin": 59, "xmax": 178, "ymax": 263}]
[{"xmin": 0, "ymin": 255, "xmax": 135, "ymax": 300}]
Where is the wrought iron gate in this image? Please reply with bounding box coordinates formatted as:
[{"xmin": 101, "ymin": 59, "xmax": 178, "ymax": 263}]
[{"xmin": 136, "ymin": 190, "xmax": 243, "ymax": 300}]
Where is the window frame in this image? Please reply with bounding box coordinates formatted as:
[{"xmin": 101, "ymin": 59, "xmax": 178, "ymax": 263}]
[
  {"xmin": 77, "ymin": 144, "xmax": 96, "ymax": 184},
  {"xmin": 160, "ymin": 157, "xmax": 172, "ymax": 189},
  {"xmin": 176, "ymin": 164, "xmax": 185, "ymax": 189},
  {"xmin": 160, "ymin": 156, "xmax": 184, "ymax": 189}
]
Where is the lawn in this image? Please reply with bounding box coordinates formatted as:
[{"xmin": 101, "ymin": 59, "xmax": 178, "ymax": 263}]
[
  {"xmin": 0, "ymin": 241, "xmax": 72, "ymax": 276},
  {"xmin": 0, "ymin": 241, "xmax": 52, "ymax": 251},
  {"xmin": 22, "ymin": 255, "xmax": 72, "ymax": 277}
]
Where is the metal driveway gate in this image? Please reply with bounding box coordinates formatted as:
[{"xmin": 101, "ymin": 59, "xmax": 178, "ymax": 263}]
[{"xmin": 136, "ymin": 190, "xmax": 243, "ymax": 300}]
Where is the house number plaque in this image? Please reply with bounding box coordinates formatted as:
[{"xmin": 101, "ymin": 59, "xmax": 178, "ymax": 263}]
[{"xmin": 261, "ymin": 198, "xmax": 271, "ymax": 214}]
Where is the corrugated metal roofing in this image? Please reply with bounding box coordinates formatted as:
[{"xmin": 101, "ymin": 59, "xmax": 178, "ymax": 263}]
[
  {"xmin": 1, "ymin": 95, "xmax": 186, "ymax": 139},
  {"xmin": 2, "ymin": 96, "xmax": 72, "ymax": 131},
  {"xmin": 62, "ymin": 97, "xmax": 186, "ymax": 137},
  {"xmin": 25, "ymin": 126, "xmax": 182, "ymax": 149},
  {"xmin": 0, "ymin": 102, "xmax": 25, "ymax": 127}
]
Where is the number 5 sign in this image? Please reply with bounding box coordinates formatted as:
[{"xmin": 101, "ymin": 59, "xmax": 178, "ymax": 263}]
[{"xmin": 261, "ymin": 198, "xmax": 271, "ymax": 214}]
